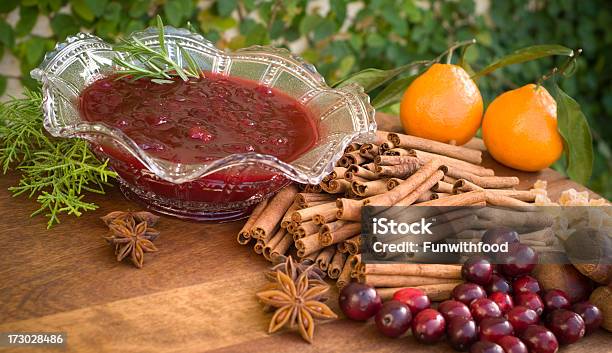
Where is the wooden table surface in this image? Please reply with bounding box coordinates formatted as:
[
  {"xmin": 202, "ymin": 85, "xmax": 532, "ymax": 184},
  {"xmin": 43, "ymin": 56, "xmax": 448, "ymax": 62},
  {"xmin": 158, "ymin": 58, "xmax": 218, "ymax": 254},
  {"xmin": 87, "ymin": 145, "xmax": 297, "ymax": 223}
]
[{"xmin": 0, "ymin": 113, "xmax": 609, "ymax": 352}]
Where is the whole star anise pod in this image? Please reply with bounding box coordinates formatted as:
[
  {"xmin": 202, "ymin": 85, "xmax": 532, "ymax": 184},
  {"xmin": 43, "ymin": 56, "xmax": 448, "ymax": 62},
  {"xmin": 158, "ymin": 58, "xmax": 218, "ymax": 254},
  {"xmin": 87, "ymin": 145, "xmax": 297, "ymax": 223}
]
[
  {"xmin": 104, "ymin": 217, "xmax": 158, "ymax": 268},
  {"xmin": 101, "ymin": 210, "xmax": 160, "ymax": 228},
  {"xmin": 265, "ymin": 255, "xmax": 326, "ymax": 286},
  {"xmin": 256, "ymin": 269, "xmax": 337, "ymax": 343}
]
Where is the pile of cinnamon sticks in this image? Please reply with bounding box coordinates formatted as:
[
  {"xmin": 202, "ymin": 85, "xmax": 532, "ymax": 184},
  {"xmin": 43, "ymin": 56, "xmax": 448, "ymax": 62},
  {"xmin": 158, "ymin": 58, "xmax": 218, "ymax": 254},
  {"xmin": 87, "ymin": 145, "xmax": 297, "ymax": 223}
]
[{"xmin": 238, "ymin": 131, "xmax": 538, "ymax": 298}]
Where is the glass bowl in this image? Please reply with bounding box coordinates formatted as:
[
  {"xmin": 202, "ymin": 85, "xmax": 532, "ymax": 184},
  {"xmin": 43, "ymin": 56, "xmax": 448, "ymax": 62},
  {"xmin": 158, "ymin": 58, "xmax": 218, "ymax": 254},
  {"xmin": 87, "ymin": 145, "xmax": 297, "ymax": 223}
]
[{"xmin": 31, "ymin": 26, "xmax": 376, "ymax": 221}]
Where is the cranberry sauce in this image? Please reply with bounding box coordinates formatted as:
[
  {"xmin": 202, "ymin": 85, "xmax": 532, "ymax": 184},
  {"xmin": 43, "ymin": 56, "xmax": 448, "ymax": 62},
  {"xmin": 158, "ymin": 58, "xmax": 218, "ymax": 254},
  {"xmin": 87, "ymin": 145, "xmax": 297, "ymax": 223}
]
[{"xmin": 79, "ymin": 72, "xmax": 318, "ymax": 164}]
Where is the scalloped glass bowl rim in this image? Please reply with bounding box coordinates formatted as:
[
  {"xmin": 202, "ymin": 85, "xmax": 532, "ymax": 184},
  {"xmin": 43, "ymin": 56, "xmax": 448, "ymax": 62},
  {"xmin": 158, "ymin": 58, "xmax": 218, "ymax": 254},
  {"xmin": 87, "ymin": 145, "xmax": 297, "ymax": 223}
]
[{"xmin": 32, "ymin": 26, "xmax": 376, "ymax": 185}]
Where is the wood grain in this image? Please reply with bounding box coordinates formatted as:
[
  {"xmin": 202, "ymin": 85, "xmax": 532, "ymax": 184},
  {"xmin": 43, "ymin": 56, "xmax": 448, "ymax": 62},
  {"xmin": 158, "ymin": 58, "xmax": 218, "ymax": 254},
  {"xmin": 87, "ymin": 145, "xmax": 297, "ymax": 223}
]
[{"xmin": 0, "ymin": 112, "xmax": 608, "ymax": 352}]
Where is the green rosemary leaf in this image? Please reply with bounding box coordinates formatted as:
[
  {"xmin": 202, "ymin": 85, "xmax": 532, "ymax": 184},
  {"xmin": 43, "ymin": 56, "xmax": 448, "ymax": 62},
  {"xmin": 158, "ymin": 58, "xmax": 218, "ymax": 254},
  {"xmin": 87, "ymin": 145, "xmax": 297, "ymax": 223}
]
[
  {"xmin": 0, "ymin": 90, "xmax": 117, "ymax": 228},
  {"xmin": 112, "ymin": 15, "xmax": 202, "ymax": 83}
]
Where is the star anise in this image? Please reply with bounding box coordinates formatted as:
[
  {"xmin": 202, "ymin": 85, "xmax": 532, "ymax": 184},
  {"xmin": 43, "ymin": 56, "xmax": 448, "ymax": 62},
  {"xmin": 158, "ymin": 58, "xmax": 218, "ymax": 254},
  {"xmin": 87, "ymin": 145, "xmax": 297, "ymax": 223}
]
[
  {"xmin": 101, "ymin": 210, "xmax": 160, "ymax": 228},
  {"xmin": 104, "ymin": 217, "xmax": 158, "ymax": 268},
  {"xmin": 265, "ymin": 255, "xmax": 326, "ymax": 286},
  {"xmin": 256, "ymin": 269, "xmax": 337, "ymax": 343}
]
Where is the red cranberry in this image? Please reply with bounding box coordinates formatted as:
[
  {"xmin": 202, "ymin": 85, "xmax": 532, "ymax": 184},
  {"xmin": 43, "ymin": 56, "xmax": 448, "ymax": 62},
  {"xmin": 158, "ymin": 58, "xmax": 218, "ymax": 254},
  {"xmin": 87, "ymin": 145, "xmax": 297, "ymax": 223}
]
[
  {"xmin": 514, "ymin": 292, "xmax": 544, "ymax": 316},
  {"xmin": 393, "ymin": 287, "xmax": 431, "ymax": 315},
  {"xmin": 486, "ymin": 274, "xmax": 513, "ymax": 295},
  {"xmin": 470, "ymin": 341, "xmax": 504, "ymax": 353},
  {"xmin": 482, "ymin": 227, "xmax": 520, "ymax": 246},
  {"xmin": 447, "ymin": 317, "xmax": 478, "ymax": 351},
  {"xmin": 499, "ymin": 244, "xmax": 538, "ymax": 277},
  {"xmin": 543, "ymin": 289, "xmax": 571, "ymax": 312},
  {"xmin": 462, "ymin": 256, "xmax": 494, "ymax": 285},
  {"xmin": 513, "ymin": 275, "xmax": 541, "ymax": 294},
  {"xmin": 479, "ymin": 317, "xmax": 514, "ymax": 343},
  {"xmin": 497, "ymin": 335, "xmax": 528, "ymax": 353},
  {"xmin": 452, "ymin": 283, "xmax": 487, "ymax": 305},
  {"xmin": 338, "ymin": 283, "xmax": 382, "ymax": 321},
  {"xmin": 374, "ymin": 300, "xmax": 412, "ymax": 337},
  {"xmin": 411, "ymin": 308, "xmax": 446, "ymax": 343},
  {"xmin": 521, "ymin": 325, "xmax": 559, "ymax": 353},
  {"xmin": 572, "ymin": 302, "xmax": 603, "ymax": 334},
  {"xmin": 470, "ymin": 298, "xmax": 502, "ymax": 322},
  {"xmin": 438, "ymin": 300, "xmax": 472, "ymax": 321},
  {"xmin": 506, "ymin": 306, "xmax": 540, "ymax": 333},
  {"xmin": 489, "ymin": 292, "xmax": 513, "ymax": 314},
  {"xmin": 546, "ymin": 309, "xmax": 585, "ymax": 344}
]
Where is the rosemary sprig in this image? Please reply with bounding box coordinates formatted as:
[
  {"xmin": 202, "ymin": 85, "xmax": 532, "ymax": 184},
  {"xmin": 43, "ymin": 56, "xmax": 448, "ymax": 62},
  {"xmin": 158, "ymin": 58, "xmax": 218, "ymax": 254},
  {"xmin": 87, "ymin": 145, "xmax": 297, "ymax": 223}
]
[
  {"xmin": 112, "ymin": 15, "xmax": 203, "ymax": 83},
  {"xmin": 0, "ymin": 89, "xmax": 117, "ymax": 228}
]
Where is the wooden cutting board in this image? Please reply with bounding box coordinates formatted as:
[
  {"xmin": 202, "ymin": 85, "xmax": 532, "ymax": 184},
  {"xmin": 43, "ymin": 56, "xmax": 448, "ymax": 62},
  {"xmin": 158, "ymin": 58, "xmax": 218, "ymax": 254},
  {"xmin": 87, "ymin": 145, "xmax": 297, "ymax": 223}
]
[{"xmin": 0, "ymin": 113, "xmax": 608, "ymax": 352}]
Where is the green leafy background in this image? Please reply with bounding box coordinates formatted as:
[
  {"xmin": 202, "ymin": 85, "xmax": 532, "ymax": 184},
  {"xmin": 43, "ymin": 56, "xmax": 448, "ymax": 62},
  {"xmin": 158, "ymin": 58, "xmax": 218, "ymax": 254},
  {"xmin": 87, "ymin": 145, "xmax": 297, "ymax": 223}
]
[{"xmin": 0, "ymin": 0, "xmax": 610, "ymax": 198}]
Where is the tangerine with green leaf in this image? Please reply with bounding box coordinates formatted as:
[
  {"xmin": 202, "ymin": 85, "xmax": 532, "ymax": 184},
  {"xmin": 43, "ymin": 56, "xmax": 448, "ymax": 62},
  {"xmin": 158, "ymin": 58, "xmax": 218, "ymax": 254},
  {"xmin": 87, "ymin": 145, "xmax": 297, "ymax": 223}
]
[
  {"xmin": 399, "ymin": 63, "xmax": 483, "ymax": 145},
  {"xmin": 482, "ymin": 84, "xmax": 563, "ymax": 172}
]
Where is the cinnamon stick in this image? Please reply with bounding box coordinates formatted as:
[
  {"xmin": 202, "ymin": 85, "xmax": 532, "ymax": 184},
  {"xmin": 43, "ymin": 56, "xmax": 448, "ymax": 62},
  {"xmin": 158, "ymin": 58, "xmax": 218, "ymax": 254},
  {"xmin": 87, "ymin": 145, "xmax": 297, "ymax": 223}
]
[
  {"xmin": 447, "ymin": 169, "xmax": 519, "ymax": 189},
  {"xmin": 352, "ymin": 179, "xmax": 389, "ymax": 197},
  {"xmin": 388, "ymin": 132, "xmax": 482, "ymax": 164},
  {"xmin": 376, "ymin": 282, "xmax": 463, "ymax": 301},
  {"xmin": 319, "ymin": 222, "xmax": 361, "ymax": 246},
  {"xmin": 375, "ymin": 161, "xmax": 420, "ymax": 178},
  {"xmin": 296, "ymin": 221, "xmax": 320, "ymax": 238},
  {"xmin": 295, "ymin": 193, "xmax": 337, "ymax": 208},
  {"xmin": 321, "ymin": 178, "xmax": 351, "ymax": 194},
  {"xmin": 359, "ymin": 143, "xmax": 380, "ymax": 159},
  {"xmin": 320, "ymin": 220, "xmax": 350, "ymax": 234},
  {"xmin": 483, "ymin": 189, "xmax": 538, "ymax": 202},
  {"xmin": 395, "ymin": 169, "xmax": 445, "ymax": 206},
  {"xmin": 336, "ymin": 198, "xmax": 364, "ymax": 221},
  {"xmin": 339, "ymin": 150, "xmax": 369, "ymax": 166},
  {"xmin": 296, "ymin": 233, "xmax": 326, "ymax": 257},
  {"xmin": 485, "ymin": 192, "xmax": 533, "ymax": 207},
  {"xmin": 344, "ymin": 173, "xmax": 370, "ymax": 183},
  {"xmin": 347, "ymin": 164, "xmax": 379, "ymax": 180},
  {"xmin": 364, "ymin": 264, "xmax": 462, "ymax": 279},
  {"xmin": 432, "ymin": 181, "xmax": 454, "ymax": 194},
  {"xmin": 386, "ymin": 178, "xmax": 404, "ymax": 190},
  {"xmin": 415, "ymin": 190, "xmax": 486, "ymax": 206},
  {"xmin": 280, "ymin": 202, "xmax": 300, "ymax": 229},
  {"xmin": 263, "ymin": 228, "xmax": 287, "ymax": 261},
  {"xmin": 365, "ymin": 160, "xmax": 446, "ymax": 207},
  {"xmin": 237, "ymin": 198, "xmax": 269, "ymax": 245},
  {"xmin": 337, "ymin": 241, "xmax": 348, "ymax": 253},
  {"xmin": 291, "ymin": 201, "xmax": 336, "ymax": 223},
  {"xmin": 301, "ymin": 249, "xmax": 321, "ymax": 264},
  {"xmin": 374, "ymin": 131, "xmax": 391, "ymax": 144},
  {"xmin": 328, "ymin": 251, "xmax": 346, "ymax": 279},
  {"xmin": 344, "ymin": 142, "xmax": 361, "ymax": 153},
  {"xmin": 453, "ymin": 179, "xmax": 483, "ymax": 193},
  {"xmin": 344, "ymin": 235, "xmax": 361, "ymax": 255},
  {"xmin": 337, "ymin": 255, "xmax": 354, "ymax": 289},
  {"xmin": 413, "ymin": 149, "xmax": 494, "ymax": 176},
  {"xmin": 252, "ymin": 184, "xmax": 298, "ymax": 240},
  {"xmin": 315, "ymin": 246, "xmax": 335, "ymax": 271},
  {"xmin": 253, "ymin": 239, "xmax": 265, "ymax": 254},
  {"xmin": 269, "ymin": 231, "xmax": 293, "ymax": 261},
  {"xmin": 362, "ymin": 274, "xmax": 453, "ymax": 287},
  {"xmin": 302, "ymin": 184, "xmax": 322, "ymax": 193},
  {"xmin": 384, "ymin": 147, "xmax": 413, "ymax": 156},
  {"xmin": 313, "ymin": 206, "xmax": 339, "ymax": 225}
]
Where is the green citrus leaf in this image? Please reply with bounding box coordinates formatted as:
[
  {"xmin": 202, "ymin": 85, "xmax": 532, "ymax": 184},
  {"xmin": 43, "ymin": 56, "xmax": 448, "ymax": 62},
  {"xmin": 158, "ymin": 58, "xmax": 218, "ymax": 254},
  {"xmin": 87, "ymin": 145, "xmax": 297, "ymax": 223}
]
[
  {"xmin": 0, "ymin": 19, "xmax": 15, "ymax": 48},
  {"xmin": 50, "ymin": 14, "xmax": 80, "ymax": 41},
  {"xmin": 15, "ymin": 5, "xmax": 38, "ymax": 37},
  {"xmin": 84, "ymin": 0, "xmax": 107, "ymax": 17},
  {"xmin": 472, "ymin": 44, "xmax": 574, "ymax": 78},
  {"xmin": 552, "ymin": 83, "xmax": 593, "ymax": 184},
  {"xmin": 0, "ymin": 75, "xmax": 7, "ymax": 96},
  {"xmin": 70, "ymin": 0, "xmax": 95, "ymax": 22},
  {"xmin": 371, "ymin": 74, "xmax": 418, "ymax": 109},
  {"xmin": 217, "ymin": 0, "xmax": 237, "ymax": 17},
  {"xmin": 0, "ymin": 0, "xmax": 18, "ymax": 13},
  {"xmin": 334, "ymin": 61, "xmax": 427, "ymax": 93}
]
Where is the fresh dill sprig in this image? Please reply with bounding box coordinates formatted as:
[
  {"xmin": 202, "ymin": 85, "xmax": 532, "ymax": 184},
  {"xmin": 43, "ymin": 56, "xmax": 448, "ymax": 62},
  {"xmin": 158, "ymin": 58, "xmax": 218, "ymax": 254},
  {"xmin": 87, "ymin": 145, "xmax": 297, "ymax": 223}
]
[
  {"xmin": 112, "ymin": 15, "xmax": 203, "ymax": 83},
  {"xmin": 0, "ymin": 89, "xmax": 117, "ymax": 228}
]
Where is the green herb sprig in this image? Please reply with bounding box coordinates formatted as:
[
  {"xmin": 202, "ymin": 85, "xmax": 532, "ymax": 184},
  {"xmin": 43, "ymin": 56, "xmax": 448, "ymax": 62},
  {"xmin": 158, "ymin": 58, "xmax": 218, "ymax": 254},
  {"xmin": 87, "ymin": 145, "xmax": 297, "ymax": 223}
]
[
  {"xmin": 112, "ymin": 16, "xmax": 203, "ymax": 83},
  {"xmin": 0, "ymin": 90, "xmax": 117, "ymax": 228}
]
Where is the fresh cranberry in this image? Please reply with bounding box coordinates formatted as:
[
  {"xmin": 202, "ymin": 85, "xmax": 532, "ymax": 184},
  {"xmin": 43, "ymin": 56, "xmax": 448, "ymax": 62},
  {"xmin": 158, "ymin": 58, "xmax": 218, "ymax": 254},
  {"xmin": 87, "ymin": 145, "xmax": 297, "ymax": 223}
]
[
  {"xmin": 479, "ymin": 317, "xmax": 514, "ymax": 343},
  {"xmin": 546, "ymin": 309, "xmax": 585, "ymax": 344},
  {"xmin": 452, "ymin": 283, "xmax": 487, "ymax": 305},
  {"xmin": 506, "ymin": 306, "xmax": 540, "ymax": 334},
  {"xmin": 521, "ymin": 325, "xmax": 559, "ymax": 353},
  {"xmin": 543, "ymin": 289, "xmax": 571, "ymax": 312},
  {"xmin": 438, "ymin": 300, "xmax": 472, "ymax": 321},
  {"xmin": 486, "ymin": 274, "xmax": 513, "ymax": 295},
  {"xmin": 489, "ymin": 292, "xmax": 513, "ymax": 314},
  {"xmin": 497, "ymin": 335, "xmax": 528, "ymax": 353},
  {"xmin": 572, "ymin": 302, "xmax": 603, "ymax": 334},
  {"xmin": 338, "ymin": 283, "xmax": 382, "ymax": 321},
  {"xmin": 447, "ymin": 317, "xmax": 478, "ymax": 351},
  {"xmin": 499, "ymin": 244, "xmax": 538, "ymax": 277},
  {"xmin": 470, "ymin": 341, "xmax": 504, "ymax": 353},
  {"xmin": 514, "ymin": 292, "xmax": 544, "ymax": 316},
  {"xmin": 411, "ymin": 308, "xmax": 446, "ymax": 343},
  {"xmin": 374, "ymin": 300, "xmax": 412, "ymax": 337},
  {"xmin": 513, "ymin": 275, "xmax": 541, "ymax": 294},
  {"xmin": 393, "ymin": 287, "xmax": 431, "ymax": 315},
  {"xmin": 482, "ymin": 227, "xmax": 520, "ymax": 246},
  {"xmin": 470, "ymin": 298, "xmax": 502, "ymax": 322},
  {"xmin": 462, "ymin": 256, "xmax": 494, "ymax": 285}
]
